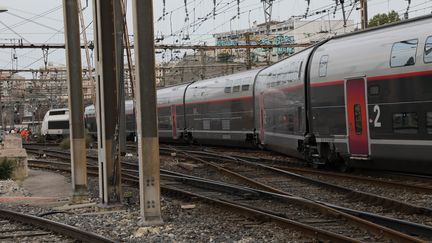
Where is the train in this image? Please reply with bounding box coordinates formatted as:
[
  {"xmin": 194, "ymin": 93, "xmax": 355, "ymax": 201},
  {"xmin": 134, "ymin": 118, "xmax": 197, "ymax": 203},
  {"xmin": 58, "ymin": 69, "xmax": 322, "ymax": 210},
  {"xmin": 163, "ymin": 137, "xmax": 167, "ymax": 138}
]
[
  {"xmin": 49, "ymin": 15, "xmax": 432, "ymax": 174},
  {"xmin": 41, "ymin": 108, "xmax": 70, "ymax": 139}
]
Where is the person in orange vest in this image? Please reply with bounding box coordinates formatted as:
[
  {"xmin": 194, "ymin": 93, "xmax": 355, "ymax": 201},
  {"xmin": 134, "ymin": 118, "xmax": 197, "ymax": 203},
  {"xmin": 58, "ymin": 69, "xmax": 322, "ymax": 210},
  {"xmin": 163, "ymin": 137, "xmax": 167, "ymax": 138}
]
[
  {"xmin": 20, "ymin": 129, "xmax": 26, "ymax": 143},
  {"xmin": 24, "ymin": 129, "xmax": 29, "ymax": 142}
]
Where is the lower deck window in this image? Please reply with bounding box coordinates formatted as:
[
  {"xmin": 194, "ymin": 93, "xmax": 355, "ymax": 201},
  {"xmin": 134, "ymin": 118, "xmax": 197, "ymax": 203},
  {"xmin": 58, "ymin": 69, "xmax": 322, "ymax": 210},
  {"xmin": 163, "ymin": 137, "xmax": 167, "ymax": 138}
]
[
  {"xmin": 393, "ymin": 112, "xmax": 418, "ymax": 134},
  {"xmin": 48, "ymin": 120, "xmax": 69, "ymax": 130},
  {"xmin": 427, "ymin": 112, "xmax": 432, "ymax": 134}
]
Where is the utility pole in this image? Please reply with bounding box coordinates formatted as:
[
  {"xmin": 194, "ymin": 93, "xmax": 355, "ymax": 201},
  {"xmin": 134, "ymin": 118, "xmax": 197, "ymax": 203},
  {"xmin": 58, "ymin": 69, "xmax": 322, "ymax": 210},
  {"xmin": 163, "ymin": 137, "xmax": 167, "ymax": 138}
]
[
  {"xmin": 132, "ymin": 0, "xmax": 163, "ymax": 226},
  {"xmin": 62, "ymin": 0, "xmax": 88, "ymax": 202},
  {"xmin": 360, "ymin": 0, "xmax": 368, "ymax": 29},
  {"xmin": 261, "ymin": 0, "xmax": 274, "ymax": 64},
  {"xmin": 245, "ymin": 32, "xmax": 252, "ymax": 70},
  {"xmin": 114, "ymin": 0, "xmax": 126, "ymax": 156},
  {"xmin": 77, "ymin": 0, "xmax": 95, "ymax": 105}
]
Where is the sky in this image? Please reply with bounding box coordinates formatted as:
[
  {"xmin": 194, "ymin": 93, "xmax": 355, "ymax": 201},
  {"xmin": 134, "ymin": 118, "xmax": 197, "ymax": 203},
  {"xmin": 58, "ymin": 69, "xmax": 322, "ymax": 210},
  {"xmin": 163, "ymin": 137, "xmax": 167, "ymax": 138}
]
[{"xmin": 0, "ymin": 0, "xmax": 431, "ymax": 72}]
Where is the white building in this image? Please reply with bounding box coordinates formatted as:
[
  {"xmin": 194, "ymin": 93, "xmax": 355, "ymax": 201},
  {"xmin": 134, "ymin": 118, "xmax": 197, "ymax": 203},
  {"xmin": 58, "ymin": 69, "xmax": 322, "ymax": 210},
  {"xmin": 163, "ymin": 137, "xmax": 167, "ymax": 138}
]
[{"xmin": 214, "ymin": 18, "xmax": 356, "ymax": 62}]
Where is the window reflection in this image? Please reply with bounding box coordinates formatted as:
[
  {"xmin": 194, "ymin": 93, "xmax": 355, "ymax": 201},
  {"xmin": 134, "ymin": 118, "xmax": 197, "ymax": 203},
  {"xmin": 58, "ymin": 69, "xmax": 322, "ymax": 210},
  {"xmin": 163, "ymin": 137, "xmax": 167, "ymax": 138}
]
[
  {"xmin": 390, "ymin": 39, "xmax": 418, "ymax": 67},
  {"xmin": 393, "ymin": 112, "xmax": 418, "ymax": 134},
  {"xmin": 424, "ymin": 36, "xmax": 432, "ymax": 63}
]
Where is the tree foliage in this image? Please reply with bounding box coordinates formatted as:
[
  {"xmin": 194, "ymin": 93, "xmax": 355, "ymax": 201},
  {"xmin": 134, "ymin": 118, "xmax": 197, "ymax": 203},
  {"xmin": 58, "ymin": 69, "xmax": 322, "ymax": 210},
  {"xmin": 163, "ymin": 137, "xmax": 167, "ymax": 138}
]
[{"xmin": 369, "ymin": 10, "xmax": 401, "ymax": 27}]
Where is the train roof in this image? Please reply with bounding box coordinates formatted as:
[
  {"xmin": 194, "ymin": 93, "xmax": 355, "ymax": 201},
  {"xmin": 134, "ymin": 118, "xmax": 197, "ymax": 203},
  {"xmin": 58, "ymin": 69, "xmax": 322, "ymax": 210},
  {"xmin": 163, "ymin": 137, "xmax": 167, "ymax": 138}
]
[{"xmin": 331, "ymin": 14, "xmax": 432, "ymax": 41}]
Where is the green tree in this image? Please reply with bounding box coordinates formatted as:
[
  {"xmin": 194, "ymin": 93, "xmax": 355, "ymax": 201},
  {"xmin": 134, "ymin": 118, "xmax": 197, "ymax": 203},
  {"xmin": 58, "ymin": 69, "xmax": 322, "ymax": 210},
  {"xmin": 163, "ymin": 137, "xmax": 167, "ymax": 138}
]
[{"xmin": 369, "ymin": 10, "xmax": 401, "ymax": 27}]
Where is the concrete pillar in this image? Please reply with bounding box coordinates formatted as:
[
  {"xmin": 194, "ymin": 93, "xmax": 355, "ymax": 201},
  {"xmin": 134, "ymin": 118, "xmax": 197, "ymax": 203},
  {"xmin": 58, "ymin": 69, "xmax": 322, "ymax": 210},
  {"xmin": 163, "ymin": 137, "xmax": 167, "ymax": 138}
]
[
  {"xmin": 132, "ymin": 0, "xmax": 163, "ymax": 226},
  {"xmin": 62, "ymin": 0, "xmax": 88, "ymax": 201},
  {"xmin": 93, "ymin": 0, "xmax": 122, "ymax": 205}
]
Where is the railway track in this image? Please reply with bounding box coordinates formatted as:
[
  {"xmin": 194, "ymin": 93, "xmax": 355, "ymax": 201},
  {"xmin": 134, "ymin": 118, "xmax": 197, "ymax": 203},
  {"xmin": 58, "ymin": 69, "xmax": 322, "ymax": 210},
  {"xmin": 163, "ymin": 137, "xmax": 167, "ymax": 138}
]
[
  {"xmin": 167, "ymin": 148, "xmax": 432, "ymax": 216},
  {"xmin": 24, "ymin": 146, "xmax": 432, "ymax": 242},
  {"xmin": 0, "ymin": 208, "xmax": 115, "ymax": 243}
]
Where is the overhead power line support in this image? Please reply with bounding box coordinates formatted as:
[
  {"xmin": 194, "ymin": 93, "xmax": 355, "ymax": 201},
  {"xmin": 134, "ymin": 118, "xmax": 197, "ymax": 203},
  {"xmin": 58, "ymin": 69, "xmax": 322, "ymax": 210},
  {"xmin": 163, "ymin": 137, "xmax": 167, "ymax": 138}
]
[
  {"xmin": 62, "ymin": 0, "xmax": 88, "ymax": 203},
  {"xmin": 132, "ymin": 0, "xmax": 163, "ymax": 226},
  {"xmin": 93, "ymin": 0, "xmax": 122, "ymax": 206},
  {"xmin": 114, "ymin": 0, "xmax": 126, "ymax": 156},
  {"xmin": 261, "ymin": 0, "xmax": 274, "ymax": 64},
  {"xmin": 77, "ymin": 0, "xmax": 96, "ymax": 105},
  {"xmin": 360, "ymin": 0, "xmax": 368, "ymax": 29}
]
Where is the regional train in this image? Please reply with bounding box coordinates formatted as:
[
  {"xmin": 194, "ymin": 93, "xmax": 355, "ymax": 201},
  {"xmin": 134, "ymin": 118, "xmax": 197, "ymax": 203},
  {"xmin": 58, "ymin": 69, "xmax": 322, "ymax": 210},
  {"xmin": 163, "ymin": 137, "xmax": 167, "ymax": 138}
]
[
  {"xmin": 41, "ymin": 108, "xmax": 70, "ymax": 138},
  {"xmin": 55, "ymin": 15, "xmax": 432, "ymax": 174}
]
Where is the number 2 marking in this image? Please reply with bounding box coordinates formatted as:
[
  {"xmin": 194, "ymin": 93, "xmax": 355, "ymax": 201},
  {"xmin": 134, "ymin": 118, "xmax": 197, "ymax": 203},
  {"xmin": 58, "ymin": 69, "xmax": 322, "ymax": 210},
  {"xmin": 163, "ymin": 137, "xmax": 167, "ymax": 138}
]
[{"xmin": 373, "ymin": 105, "xmax": 382, "ymax": 128}]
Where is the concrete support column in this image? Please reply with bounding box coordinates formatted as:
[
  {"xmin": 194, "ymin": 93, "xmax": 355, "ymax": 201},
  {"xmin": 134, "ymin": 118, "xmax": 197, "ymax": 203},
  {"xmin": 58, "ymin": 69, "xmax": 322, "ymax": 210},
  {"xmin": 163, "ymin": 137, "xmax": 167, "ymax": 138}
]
[
  {"xmin": 132, "ymin": 0, "xmax": 163, "ymax": 225},
  {"xmin": 62, "ymin": 0, "xmax": 88, "ymax": 201},
  {"xmin": 93, "ymin": 0, "xmax": 122, "ymax": 205}
]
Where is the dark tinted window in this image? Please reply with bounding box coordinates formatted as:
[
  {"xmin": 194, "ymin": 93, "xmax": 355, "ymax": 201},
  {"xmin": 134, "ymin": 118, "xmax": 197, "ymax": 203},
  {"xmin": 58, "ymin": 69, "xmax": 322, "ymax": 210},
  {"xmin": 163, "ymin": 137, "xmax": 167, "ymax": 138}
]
[
  {"xmin": 393, "ymin": 112, "xmax": 418, "ymax": 134},
  {"xmin": 241, "ymin": 84, "xmax": 250, "ymax": 91},
  {"xmin": 48, "ymin": 121, "xmax": 69, "ymax": 129},
  {"xmin": 49, "ymin": 110, "xmax": 66, "ymax": 116},
  {"xmin": 224, "ymin": 87, "xmax": 231, "ymax": 93},
  {"xmin": 427, "ymin": 112, "xmax": 432, "ymax": 134},
  {"xmin": 354, "ymin": 104, "xmax": 362, "ymax": 135},
  {"xmin": 390, "ymin": 39, "xmax": 418, "ymax": 67},
  {"xmin": 425, "ymin": 36, "xmax": 432, "ymax": 63},
  {"xmin": 233, "ymin": 85, "xmax": 240, "ymax": 92},
  {"xmin": 319, "ymin": 55, "xmax": 329, "ymax": 77}
]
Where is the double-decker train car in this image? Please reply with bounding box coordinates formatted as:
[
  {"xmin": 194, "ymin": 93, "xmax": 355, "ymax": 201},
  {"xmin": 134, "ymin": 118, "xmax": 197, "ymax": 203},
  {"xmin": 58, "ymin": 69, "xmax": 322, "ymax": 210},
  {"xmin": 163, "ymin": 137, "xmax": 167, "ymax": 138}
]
[
  {"xmin": 84, "ymin": 100, "xmax": 136, "ymax": 139},
  {"xmin": 41, "ymin": 108, "xmax": 70, "ymax": 139},
  {"xmin": 82, "ymin": 15, "xmax": 432, "ymax": 174},
  {"xmin": 310, "ymin": 15, "xmax": 432, "ymax": 172}
]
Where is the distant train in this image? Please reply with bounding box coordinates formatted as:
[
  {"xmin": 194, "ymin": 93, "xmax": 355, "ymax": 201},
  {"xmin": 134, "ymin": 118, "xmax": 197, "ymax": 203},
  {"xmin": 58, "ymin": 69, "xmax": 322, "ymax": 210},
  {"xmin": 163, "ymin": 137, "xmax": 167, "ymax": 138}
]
[
  {"xmin": 76, "ymin": 15, "xmax": 432, "ymax": 174},
  {"xmin": 41, "ymin": 108, "xmax": 70, "ymax": 139}
]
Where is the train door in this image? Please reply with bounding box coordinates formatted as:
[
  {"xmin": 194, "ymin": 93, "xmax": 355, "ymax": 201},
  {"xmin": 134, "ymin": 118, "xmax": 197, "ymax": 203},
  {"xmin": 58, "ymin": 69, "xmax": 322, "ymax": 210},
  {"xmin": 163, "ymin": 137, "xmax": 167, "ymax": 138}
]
[
  {"xmin": 345, "ymin": 78, "xmax": 369, "ymax": 157},
  {"xmin": 171, "ymin": 105, "xmax": 177, "ymax": 139}
]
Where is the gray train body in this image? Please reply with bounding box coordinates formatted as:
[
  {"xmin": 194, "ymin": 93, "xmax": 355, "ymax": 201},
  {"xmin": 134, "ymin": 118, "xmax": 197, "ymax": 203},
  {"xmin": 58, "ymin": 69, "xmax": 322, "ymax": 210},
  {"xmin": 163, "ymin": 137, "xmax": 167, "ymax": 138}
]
[{"xmin": 84, "ymin": 15, "xmax": 432, "ymax": 174}]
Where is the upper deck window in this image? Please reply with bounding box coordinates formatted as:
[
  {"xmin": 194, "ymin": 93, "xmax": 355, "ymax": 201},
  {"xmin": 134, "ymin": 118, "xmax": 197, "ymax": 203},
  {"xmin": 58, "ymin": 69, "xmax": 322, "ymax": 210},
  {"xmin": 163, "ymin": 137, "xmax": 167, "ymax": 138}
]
[
  {"xmin": 424, "ymin": 36, "xmax": 432, "ymax": 63},
  {"xmin": 390, "ymin": 39, "xmax": 418, "ymax": 68},
  {"xmin": 319, "ymin": 55, "xmax": 329, "ymax": 77},
  {"xmin": 49, "ymin": 110, "xmax": 66, "ymax": 116}
]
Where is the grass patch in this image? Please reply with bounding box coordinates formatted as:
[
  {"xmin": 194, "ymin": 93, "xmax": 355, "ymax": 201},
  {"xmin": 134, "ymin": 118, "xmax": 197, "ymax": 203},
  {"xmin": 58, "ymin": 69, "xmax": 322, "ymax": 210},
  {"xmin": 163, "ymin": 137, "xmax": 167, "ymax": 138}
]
[
  {"xmin": 0, "ymin": 158, "xmax": 15, "ymax": 180},
  {"xmin": 59, "ymin": 134, "xmax": 93, "ymax": 150}
]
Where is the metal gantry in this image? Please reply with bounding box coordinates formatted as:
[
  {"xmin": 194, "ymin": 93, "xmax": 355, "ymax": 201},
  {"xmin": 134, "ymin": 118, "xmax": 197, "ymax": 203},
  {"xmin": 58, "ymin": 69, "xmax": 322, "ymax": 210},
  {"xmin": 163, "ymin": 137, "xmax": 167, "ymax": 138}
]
[{"xmin": 93, "ymin": 0, "xmax": 122, "ymax": 206}]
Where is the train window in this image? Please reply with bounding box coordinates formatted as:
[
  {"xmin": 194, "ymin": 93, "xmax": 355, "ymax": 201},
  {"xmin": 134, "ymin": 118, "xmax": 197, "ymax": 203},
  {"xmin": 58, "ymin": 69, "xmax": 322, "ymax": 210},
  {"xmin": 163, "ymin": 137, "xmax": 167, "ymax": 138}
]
[
  {"xmin": 390, "ymin": 39, "xmax": 418, "ymax": 68},
  {"xmin": 233, "ymin": 85, "xmax": 240, "ymax": 92},
  {"xmin": 368, "ymin": 85, "xmax": 380, "ymax": 96},
  {"xmin": 241, "ymin": 84, "xmax": 250, "ymax": 91},
  {"xmin": 424, "ymin": 36, "xmax": 432, "ymax": 63},
  {"xmin": 319, "ymin": 55, "xmax": 329, "ymax": 77},
  {"xmin": 203, "ymin": 120, "xmax": 210, "ymax": 130},
  {"xmin": 49, "ymin": 110, "xmax": 66, "ymax": 116},
  {"xmin": 354, "ymin": 104, "xmax": 362, "ymax": 135},
  {"xmin": 393, "ymin": 112, "xmax": 418, "ymax": 134},
  {"xmin": 224, "ymin": 87, "xmax": 231, "ymax": 93},
  {"xmin": 427, "ymin": 112, "xmax": 432, "ymax": 134},
  {"xmin": 222, "ymin": 120, "xmax": 230, "ymax": 130}
]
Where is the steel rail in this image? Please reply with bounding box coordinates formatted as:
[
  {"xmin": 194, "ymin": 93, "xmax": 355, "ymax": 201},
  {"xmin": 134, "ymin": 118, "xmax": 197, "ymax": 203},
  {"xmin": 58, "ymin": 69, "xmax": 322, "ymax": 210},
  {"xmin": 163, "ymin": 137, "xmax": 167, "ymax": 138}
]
[
  {"xmin": 168, "ymin": 148, "xmax": 432, "ymax": 215},
  {"xmin": 0, "ymin": 209, "xmax": 116, "ymax": 243}
]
